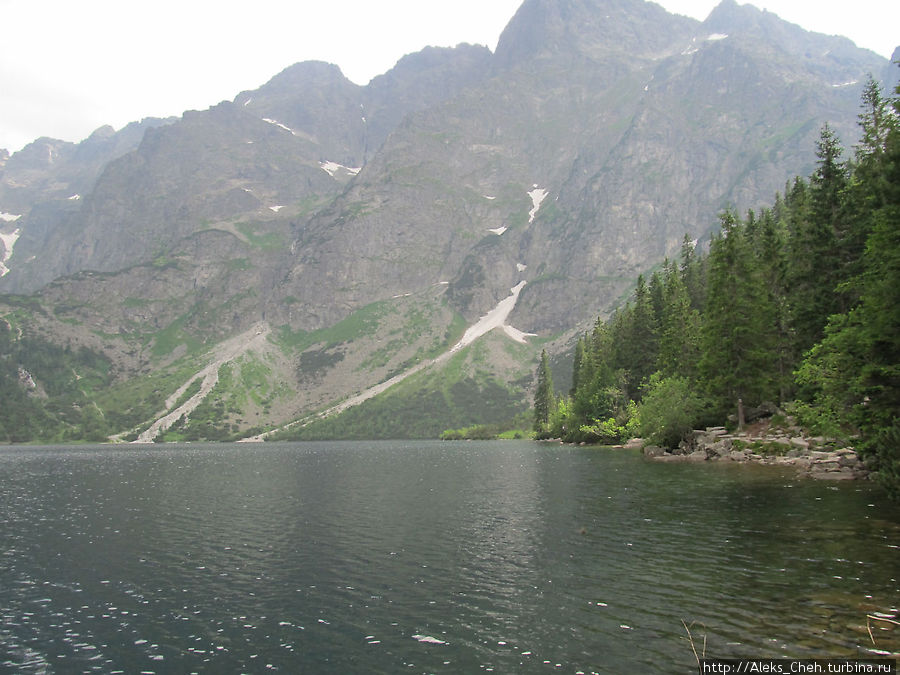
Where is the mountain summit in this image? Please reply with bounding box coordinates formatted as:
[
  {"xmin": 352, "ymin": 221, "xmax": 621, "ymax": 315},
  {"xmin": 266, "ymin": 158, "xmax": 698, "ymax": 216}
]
[{"xmin": 0, "ymin": 0, "xmax": 893, "ymax": 441}]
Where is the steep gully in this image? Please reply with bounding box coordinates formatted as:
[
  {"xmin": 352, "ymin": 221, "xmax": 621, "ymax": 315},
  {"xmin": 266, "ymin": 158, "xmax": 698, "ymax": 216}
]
[{"xmin": 125, "ymin": 323, "xmax": 272, "ymax": 443}]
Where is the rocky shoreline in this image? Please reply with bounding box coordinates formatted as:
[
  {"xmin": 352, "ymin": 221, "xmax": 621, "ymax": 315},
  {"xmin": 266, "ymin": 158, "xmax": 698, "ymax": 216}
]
[{"xmin": 638, "ymin": 422, "xmax": 870, "ymax": 481}]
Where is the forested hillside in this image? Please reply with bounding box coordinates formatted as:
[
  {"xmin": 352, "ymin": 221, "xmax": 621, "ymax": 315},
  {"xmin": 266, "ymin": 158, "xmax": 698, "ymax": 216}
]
[{"xmin": 535, "ymin": 75, "xmax": 900, "ymax": 496}]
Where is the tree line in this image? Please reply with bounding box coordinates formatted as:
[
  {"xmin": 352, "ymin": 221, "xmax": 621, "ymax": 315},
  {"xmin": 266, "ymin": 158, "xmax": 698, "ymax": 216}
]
[{"xmin": 533, "ymin": 75, "xmax": 900, "ymax": 497}]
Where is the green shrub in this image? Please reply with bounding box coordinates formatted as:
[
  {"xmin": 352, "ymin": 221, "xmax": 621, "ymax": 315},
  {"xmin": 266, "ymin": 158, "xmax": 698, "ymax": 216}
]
[{"xmin": 638, "ymin": 373, "xmax": 708, "ymax": 449}]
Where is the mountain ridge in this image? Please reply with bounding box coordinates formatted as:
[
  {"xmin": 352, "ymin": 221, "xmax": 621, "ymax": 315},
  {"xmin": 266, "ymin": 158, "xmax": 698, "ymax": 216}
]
[{"xmin": 0, "ymin": 0, "xmax": 895, "ymax": 441}]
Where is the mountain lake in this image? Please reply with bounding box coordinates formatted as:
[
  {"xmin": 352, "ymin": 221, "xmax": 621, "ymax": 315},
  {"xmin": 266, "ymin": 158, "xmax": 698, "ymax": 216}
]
[{"xmin": 1, "ymin": 440, "xmax": 898, "ymax": 673}]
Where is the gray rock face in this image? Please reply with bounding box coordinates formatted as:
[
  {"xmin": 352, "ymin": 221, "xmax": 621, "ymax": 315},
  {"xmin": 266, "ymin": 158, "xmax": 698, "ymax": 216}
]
[{"xmin": 0, "ymin": 0, "xmax": 894, "ymax": 436}]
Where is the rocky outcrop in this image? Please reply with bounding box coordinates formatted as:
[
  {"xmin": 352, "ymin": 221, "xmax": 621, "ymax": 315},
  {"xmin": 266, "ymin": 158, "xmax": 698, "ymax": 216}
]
[{"xmin": 643, "ymin": 425, "xmax": 870, "ymax": 480}]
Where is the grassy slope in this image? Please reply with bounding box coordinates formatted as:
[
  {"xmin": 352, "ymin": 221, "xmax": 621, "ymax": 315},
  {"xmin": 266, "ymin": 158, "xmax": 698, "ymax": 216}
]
[{"xmin": 271, "ymin": 333, "xmax": 538, "ymax": 440}]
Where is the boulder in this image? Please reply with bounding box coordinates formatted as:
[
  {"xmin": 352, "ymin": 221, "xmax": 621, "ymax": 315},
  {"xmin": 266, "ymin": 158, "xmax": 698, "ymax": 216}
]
[
  {"xmin": 643, "ymin": 445, "xmax": 666, "ymax": 458},
  {"xmin": 706, "ymin": 440, "xmax": 732, "ymax": 458},
  {"xmin": 838, "ymin": 454, "xmax": 860, "ymax": 468}
]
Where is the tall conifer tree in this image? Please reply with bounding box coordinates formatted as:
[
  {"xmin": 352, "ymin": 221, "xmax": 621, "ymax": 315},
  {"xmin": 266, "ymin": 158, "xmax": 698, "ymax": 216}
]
[
  {"xmin": 533, "ymin": 349, "xmax": 555, "ymax": 433},
  {"xmin": 700, "ymin": 212, "xmax": 777, "ymax": 413}
]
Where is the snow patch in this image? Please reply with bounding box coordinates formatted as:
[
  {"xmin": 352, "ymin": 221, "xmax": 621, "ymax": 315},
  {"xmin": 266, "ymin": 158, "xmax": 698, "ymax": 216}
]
[
  {"xmin": 269, "ymin": 205, "xmax": 285, "ymax": 212},
  {"xmin": 516, "ymin": 263, "xmax": 527, "ymax": 272},
  {"xmin": 243, "ymin": 97, "xmax": 252, "ymax": 106},
  {"xmin": 483, "ymin": 195, "xmax": 496, "ymax": 200},
  {"xmin": 451, "ymin": 281, "xmax": 533, "ymax": 352},
  {"xmin": 527, "ymin": 187, "xmax": 548, "ymax": 223},
  {"xmin": 262, "ymin": 118, "xmax": 294, "ymax": 133},
  {"xmin": 68, "ymin": 194, "xmax": 81, "ymax": 200},
  {"xmin": 504, "ymin": 325, "xmax": 537, "ymax": 344},
  {"xmin": 0, "ymin": 212, "xmax": 22, "ymax": 222},
  {"xmin": 707, "ymin": 33, "xmax": 728, "ymax": 41},
  {"xmin": 0, "ymin": 227, "xmax": 21, "ymax": 277},
  {"xmin": 488, "ymin": 226, "xmax": 508, "ymax": 236},
  {"xmin": 319, "ymin": 161, "xmax": 362, "ymax": 177},
  {"xmin": 831, "ymin": 80, "xmax": 858, "ymax": 88}
]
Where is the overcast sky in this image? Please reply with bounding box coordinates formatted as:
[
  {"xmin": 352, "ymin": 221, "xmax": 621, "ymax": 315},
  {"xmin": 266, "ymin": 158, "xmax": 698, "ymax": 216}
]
[{"xmin": 1, "ymin": 0, "xmax": 897, "ymax": 154}]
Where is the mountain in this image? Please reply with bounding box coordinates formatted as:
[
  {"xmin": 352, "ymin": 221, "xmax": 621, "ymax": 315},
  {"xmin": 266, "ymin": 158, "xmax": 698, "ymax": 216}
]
[{"xmin": 0, "ymin": 0, "xmax": 894, "ymax": 443}]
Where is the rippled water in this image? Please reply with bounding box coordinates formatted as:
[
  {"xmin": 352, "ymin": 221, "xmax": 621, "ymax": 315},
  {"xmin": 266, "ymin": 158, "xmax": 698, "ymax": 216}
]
[{"xmin": 1, "ymin": 440, "xmax": 898, "ymax": 673}]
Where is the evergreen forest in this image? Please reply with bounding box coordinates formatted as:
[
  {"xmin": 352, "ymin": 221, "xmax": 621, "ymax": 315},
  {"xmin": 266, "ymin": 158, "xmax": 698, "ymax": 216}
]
[{"xmin": 533, "ymin": 75, "xmax": 900, "ymax": 498}]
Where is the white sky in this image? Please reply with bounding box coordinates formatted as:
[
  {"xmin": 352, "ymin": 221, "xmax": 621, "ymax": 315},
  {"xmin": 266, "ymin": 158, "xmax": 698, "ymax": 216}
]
[{"xmin": 1, "ymin": 0, "xmax": 897, "ymax": 154}]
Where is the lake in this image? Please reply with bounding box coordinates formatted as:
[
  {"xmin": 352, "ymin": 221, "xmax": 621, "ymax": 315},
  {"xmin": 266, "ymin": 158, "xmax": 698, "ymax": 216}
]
[{"xmin": 1, "ymin": 440, "xmax": 898, "ymax": 673}]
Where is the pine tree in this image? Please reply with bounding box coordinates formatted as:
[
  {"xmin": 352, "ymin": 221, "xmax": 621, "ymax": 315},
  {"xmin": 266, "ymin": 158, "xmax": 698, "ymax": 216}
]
[
  {"xmin": 657, "ymin": 261, "xmax": 701, "ymax": 381},
  {"xmin": 745, "ymin": 207, "xmax": 794, "ymax": 402},
  {"xmin": 841, "ymin": 76, "xmax": 893, "ymax": 301},
  {"xmin": 619, "ymin": 275, "xmax": 658, "ymax": 398},
  {"xmin": 679, "ymin": 234, "xmax": 705, "ymax": 311},
  {"xmin": 533, "ymin": 349, "xmax": 555, "ymax": 434},
  {"xmin": 700, "ymin": 211, "xmax": 778, "ymax": 414},
  {"xmin": 787, "ymin": 126, "xmax": 849, "ymax": 351},
  {"xmin": 855, "ymin": 75, "xmax": 891, "ymax": 167},
  {"xmin": 648, "ymin": 268, "xmax": 666, "ymax": 328},
  {"xmin": 570, "ymin": 335, "xmax": 587, "ymax": 398}
]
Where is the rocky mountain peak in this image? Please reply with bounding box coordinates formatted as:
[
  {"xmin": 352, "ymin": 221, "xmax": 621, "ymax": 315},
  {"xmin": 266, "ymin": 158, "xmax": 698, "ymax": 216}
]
[
  {"xmin": 4, "ymin": 137, "xmax": 75, "ymax": 172},
  {"xmin": 701, "ymin": 0, "xmax": 886, "ymax": 84},
  {"xmin": 257, "ymin": 60, "xmax": 356, "ymax": 93},
  {"xmin": 87, "ymin": 125, "xmax": 117, "ymax": 141},
  {"xmin": 494, "ymin": 0, "xmax": 697, "ymax": 67}
]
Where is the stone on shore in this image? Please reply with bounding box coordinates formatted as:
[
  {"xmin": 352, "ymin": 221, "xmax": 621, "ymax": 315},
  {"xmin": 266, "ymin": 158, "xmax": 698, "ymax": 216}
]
[{"xmin": 643, "ymin": 425, "xmax": 869, "ymax": 481}]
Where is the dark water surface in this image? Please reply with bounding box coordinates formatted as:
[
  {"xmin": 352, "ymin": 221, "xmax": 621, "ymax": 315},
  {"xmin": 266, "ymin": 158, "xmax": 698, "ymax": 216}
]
[{"xmin": 1, "ymin": 440, "xmax": 898, "ymax": 673}]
